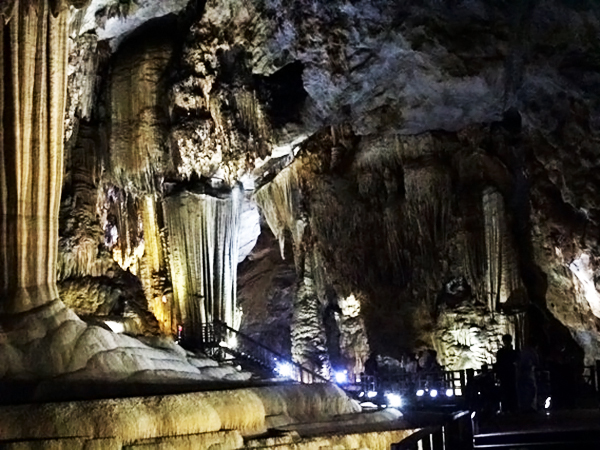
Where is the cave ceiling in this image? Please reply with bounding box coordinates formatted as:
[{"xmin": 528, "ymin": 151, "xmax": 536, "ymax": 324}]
[{"xmin": 5, "ymin": 0, "xmax": 600, "ymax": 381}]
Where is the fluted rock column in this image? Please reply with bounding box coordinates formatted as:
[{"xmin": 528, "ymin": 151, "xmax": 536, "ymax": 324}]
[{"xmin": 0, "ymin": 0, "xmax": 70, "ymax": 313}]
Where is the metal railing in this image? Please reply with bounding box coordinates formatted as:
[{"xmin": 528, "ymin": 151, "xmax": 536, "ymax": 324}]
[
  {"xmin": 197, "ymin": 320, "xmax": 330, "ymax": 384},
  {"xmin": 391, "ymin": 411, "xmax": 473, "ymax": 450},
  {"xmin": 364, "ymin": 369, "xmax": 471, "ymax": 400}
]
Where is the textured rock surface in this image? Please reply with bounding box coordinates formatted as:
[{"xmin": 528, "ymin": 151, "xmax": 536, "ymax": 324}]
[
  {"xmin": 6, "ymin": 0, "xmax": 600, "ymax": 387},
  {"xmin": 0, "ymin": 299, "xmax": 249, "ymax": 383},
  {"xmin": 0, "ymin": 382, "xmax": 419, "ymax": 449},
  {"xmin": 0, "ymin": 383, "xmax": 363, "ymax": 442}
]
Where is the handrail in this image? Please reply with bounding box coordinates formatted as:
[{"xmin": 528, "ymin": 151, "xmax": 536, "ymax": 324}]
[
  {"xmin": 203, "ymin": 320, "xmax": 330, "ymax": 384},
  {"xmin": 391, "ymin": 411, "xmax": 473, "ymax": 450}
]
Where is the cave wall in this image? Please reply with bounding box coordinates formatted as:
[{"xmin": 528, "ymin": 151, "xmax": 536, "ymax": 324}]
[{"xmin": 55, "ymin": 0, "xmax": 600, "ymax": 375}]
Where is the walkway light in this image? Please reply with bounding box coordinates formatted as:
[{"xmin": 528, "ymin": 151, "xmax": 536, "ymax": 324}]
[
  {"xmin": 416, "ymin": 389, "xmax": 425, "ymax": 397},
  {"xmin": 386, "ymin": 393, "xmax": 402, "ymax": 408},
  {"xmin": 275, "ymin": 362, "xmax": 293, "ymax": 378},
  {"xmin": 446, "ymin": 389, "xmax": 454, "ymax": 397},
  {"xmin": 430, "ymin": 389, "xmax": 438, "ymax": 398},
  {"xmin": 334, "ymin": 370, "xmax": 348, "ymax": 384}
]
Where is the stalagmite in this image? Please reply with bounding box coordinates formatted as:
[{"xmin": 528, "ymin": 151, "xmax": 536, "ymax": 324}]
[
  {"xmin": 337, "ymin": 293, "xmax": 370, "ymax": 376},
  {"xmin": 163, "ymin": 186, "xmax": 243, "ymax": 343},
  {"xmin": 255, "ymin": 164, "xmax": 333, "ymax": 374},
  {"xmin": 292, "ymin": 251, "xmax": 331, "ymax": 378}
]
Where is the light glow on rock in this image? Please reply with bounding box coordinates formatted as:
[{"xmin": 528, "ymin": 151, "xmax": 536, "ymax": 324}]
[
  {"xmin": 105, "ymin": 320, "xmax": 125, "ymax": 333},
  {"xmin": 386, "ymin": 393, "xmax": 402, "ymax": 408},
  {"xmin": 275, "ymin": 362, "xmax": 294, "ymax": 379},
  {"xmin": 570, "ymin": 253, "xmax": 600, "ymax": 319}
]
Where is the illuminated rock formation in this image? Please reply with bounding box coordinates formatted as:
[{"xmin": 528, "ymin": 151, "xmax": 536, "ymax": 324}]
[
  {"xmin": 0, "ymin": 0, "xmax": 249, "ymax": 384},
  {"xmin": 163, "ymin": 185, "xmax": 244, "ymax": 343},
  {"xmin": 4, "ymin": 0, "xmax": 600, "ymax": 389}
]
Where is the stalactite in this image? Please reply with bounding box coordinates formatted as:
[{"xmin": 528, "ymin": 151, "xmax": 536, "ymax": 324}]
[
  {"xmin": 0, "ymin": 0, "xmax": 70, "ymax": 313},
  {"xmin": 57, "ymin": 123, "xmax": 111, "ymax": 280},
  {"xmin": 401, "ymin": 164, "xmax": 452, "ymax": 312},
  {"xmin": 139, "ymin": 194, "xmax": 174, "ymax": 334},
  {"xmin": 483, "ymin": 186, "xmax": 523, "ymax": 312},
  {"xmin": 110, "ymin": 190, "xmax": 144, "ymax": 275},
  {"xmin": 461, "ymin": 220, "xmax": 487, "ymax": 306},
  {"xmin": 163, "ymin": 186, "xmax": 243, "ymax": 343},
  {"xmin": 109, "ymin": 36, "xmax": 172, "ymax": 192},
  {"xmin": 254, "ymin": 165, "xmax": 305, "ymax": 262}
]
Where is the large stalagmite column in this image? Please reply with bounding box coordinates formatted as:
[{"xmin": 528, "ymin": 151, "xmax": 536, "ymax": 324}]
[
  {"xmin": 292, "ymin": 251, "xmax": 331, "ymax": 377},
  {"xmin": 0, "ymin": 0, "xmax": 70, "ymax": 313},
  {"xmin": 255, "ymin": 166, "xmax": 332, "ymax": 376}
]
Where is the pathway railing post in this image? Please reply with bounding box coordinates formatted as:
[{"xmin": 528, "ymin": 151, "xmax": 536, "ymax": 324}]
[{"xmin": 459, "ymin": 370, "xmax": 466, "ymax": 395}]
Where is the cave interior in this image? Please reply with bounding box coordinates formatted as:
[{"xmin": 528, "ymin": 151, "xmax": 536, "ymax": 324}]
[{"xmin": 2, "ymin": 0, "xmax": 600, "ymax": 447}]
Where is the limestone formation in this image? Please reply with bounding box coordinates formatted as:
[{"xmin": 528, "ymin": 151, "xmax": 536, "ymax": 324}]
[
  {"xmin": 0, "ymin": 0, "xmax": 252, "ymax": 385},
  {"xmin": 163, "ymin": 185, "xmax": 244, "ymax": 343},
  {"xmin": 2, "ymin": 0, "xmax": 600, "ymax": 415}
]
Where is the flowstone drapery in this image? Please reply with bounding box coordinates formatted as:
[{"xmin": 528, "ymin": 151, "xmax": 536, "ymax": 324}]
[{"xmin": 163, "ymin": 186, "xmax": 243, "ymax": 344}]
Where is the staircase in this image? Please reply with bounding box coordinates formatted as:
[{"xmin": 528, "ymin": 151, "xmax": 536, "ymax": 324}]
[{"xmin": 195, "ymin": 321, "xmax": 329, "ymax": 384}]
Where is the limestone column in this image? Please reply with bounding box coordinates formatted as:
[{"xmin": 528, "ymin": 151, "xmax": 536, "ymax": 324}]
[{"xmin": 0, "ymin": 0, "xmax": 71, "ymax": 313}]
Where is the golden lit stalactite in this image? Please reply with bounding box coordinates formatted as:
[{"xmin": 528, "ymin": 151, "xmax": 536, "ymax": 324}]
[
  {"xmin": 163, "ymin": 186, "xmax": 243, "ymax": 343},
  {"xmin": 109, "ymin": 35, "xmax": 172, "ymax": 192},
  {"xmin": 0, "ymin": 0, "xmax": 70, "ymax": 313},
  {"xmin": 254, "ymin": 165, "xmax": 305, "ymax": 265},
  {"xmin": 140, "ymin": 194, "xmax": 173, "ymax": 333}
]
